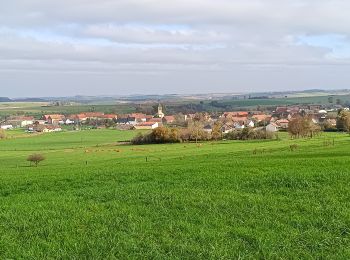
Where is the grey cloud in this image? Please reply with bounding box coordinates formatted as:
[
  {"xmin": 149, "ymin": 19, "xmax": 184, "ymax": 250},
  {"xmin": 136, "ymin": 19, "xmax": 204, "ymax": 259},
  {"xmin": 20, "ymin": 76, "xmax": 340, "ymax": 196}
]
[{"xmin": 0, "ymin": 0, "xmax": 350, "ymax": 97}]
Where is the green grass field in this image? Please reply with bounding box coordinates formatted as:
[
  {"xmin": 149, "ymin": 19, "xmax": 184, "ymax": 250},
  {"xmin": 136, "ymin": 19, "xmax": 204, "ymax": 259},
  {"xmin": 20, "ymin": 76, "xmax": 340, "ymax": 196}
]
[{"xmin": 1, "ymin": 129, "xmax": 350, "ymax": 258}]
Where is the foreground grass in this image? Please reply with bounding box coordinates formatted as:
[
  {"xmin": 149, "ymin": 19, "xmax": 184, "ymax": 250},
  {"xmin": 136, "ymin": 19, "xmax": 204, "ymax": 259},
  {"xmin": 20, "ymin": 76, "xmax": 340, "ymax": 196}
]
[{"xmin": 0, "ymin": 130, "xmax": 350, "ymax": 258}]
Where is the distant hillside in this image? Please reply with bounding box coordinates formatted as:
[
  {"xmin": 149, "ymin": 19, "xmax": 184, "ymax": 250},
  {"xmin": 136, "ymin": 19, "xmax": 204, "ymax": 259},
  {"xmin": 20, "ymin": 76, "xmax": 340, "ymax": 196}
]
[
  {"xmin": 12, "ymin": 98, "xmax": 46, "ymax": 102},
  {"xmin": 0, "ymin": 97, "xmax": 12, "ymax": 102}
]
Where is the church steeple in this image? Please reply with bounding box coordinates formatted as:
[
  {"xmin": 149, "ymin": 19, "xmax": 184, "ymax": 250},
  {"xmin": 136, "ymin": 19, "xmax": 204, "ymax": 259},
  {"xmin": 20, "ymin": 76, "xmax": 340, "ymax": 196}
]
[{"xmin": 157, "ymin": 103, "xmax": 165, "ymax": 118}]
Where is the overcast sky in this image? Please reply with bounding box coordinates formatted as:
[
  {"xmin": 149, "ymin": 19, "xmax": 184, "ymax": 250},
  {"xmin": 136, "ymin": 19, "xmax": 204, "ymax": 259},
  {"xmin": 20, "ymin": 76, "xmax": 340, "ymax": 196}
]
[{"xmin": 1, "ymin": 0, "xmax": 350, "ymax": 97}]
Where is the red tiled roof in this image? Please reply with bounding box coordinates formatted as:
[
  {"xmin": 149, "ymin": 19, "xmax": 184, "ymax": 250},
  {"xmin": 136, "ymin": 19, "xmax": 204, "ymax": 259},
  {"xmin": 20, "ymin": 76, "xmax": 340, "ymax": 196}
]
[
  {"xmin": 164, "ymin": 116, "xmax": 175, "ymax": 122},
  {"xmin": 129, "ymin": 113, "xmax": 147, "ymax": 119},
  {"xmin": 223, "ymin": 111, "xmax": 249, "ymax": 118},
  {"xmin": 149, "ymin": 118, "xmax": 162, "ymax": 122},
  {"xmin": 84, "ymin": 112, "xmax": 104, "ymax": 117},
  {"xmin": 43, "ymin": 114, "xmax": 64, "ymax": 120},
  {"xmin": 252, "ymin": 114, "xmax": 270, "ymax": 121},
  {"xmin": 101, "ymin": 114, "xmax": 117, "ymax": 119},
  {"xmin": 9, "ymin": 116, "xmax": 34, "ymax": 121}
]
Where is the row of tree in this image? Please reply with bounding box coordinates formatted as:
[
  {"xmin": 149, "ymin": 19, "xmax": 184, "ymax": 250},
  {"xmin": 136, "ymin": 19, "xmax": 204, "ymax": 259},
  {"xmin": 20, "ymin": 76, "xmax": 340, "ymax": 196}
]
[
  {"xmin": 287, "ymin": 115, "xmax": 321, "ymax": 138},
  {"xmin": 131, "ymin": 126, "xmax": 275, "ymax": 145}
]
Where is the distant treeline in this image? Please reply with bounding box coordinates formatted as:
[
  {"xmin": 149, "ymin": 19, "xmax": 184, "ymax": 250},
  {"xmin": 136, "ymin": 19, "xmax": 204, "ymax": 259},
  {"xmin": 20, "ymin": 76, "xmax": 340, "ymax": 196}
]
[{"xmin": 0, "ymin": 97, "xmax": 12, "ymax": 102}]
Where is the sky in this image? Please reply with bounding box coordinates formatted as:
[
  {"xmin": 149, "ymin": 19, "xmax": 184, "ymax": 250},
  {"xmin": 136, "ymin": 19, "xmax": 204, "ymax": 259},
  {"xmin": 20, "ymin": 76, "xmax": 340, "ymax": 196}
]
[{"xmin": 1, "ymin": 0, "xmax": 350, "ymax": 97}]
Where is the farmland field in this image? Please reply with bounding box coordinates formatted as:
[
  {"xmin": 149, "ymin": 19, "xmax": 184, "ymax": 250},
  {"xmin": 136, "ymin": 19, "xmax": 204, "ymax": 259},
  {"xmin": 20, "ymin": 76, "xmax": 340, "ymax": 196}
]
[{"xmin": 1, "ymin": 129, "xmax": 350, "ymax": 258}]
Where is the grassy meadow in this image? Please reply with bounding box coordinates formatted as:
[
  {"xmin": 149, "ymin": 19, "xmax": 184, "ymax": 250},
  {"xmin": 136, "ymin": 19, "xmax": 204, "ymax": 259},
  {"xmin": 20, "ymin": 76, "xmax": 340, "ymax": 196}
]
[{"xmin": 1, "ymin": 129, "xmax": 350, "ymax": 258}]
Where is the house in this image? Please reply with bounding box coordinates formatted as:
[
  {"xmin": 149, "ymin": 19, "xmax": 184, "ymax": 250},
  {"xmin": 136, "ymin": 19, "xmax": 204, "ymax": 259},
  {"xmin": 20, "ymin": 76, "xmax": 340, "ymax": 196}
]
[
  {"xmin": 1, "ymin": 125, "xmax": 13, "ymax": 130},
  {"xmin": 43, "ymin": 114, "xmax": 64, "ymax": 122},
  {"xmin": 84, "ymin": 112, "xmax": 104, "ymax": 119},
  {"xmin": 45, "ymin": 114, "xmax": 65, "ymax": 125},
  {"xmin": 252, "ymin": 114, "xmax": 270, "ymax": 122},
  {"xmin": 116, "ymin": 116, "xmax": 138, "ymax": 125},
  {"xmin": 101, "ymin": 114, "xmax": 118, "ymax": 120},
  {"xmin": 318, "ymin": 110, "xmax": 328, "ymax": 119},
  {"xmin": 246, "ymin": 120, "xmax": 255, "ymax": 128},
  {"xmin": 308, "ymin": 105, "xmax": 321, "ymax": 111},
  {"xmin": 28, "ymin": 124, "xmax": 62, "ymax": 133},
  {"xmin": 276, "ymin": 119, "xmax": 289, "ymax": 129},
  {"xmin": 266, "ymin": 123, "xmax": 279, "ymax": 132},
  {"xmin": 221, "ymin": 123, "xmax": 234, "ymax": 134},
  {"xmin": 163, "ymin": 116, "xmax": 175, "ymax": 124},
  {"xmin": 222, "ymin": 111, "xmax": 249, "ymax": 118},
  {"xmin": 129, "ymin": 113, "xmax": 146, "ymax": 122},
  {"xmin": 230, "ymin": 116, "xmax": 248, "ymax": 123},
  {"xmin": 116, "ymin": 117, "xmax": 130, "ymax": 125},
  {"xmin": 134, "ymin": 122, "xmax": 159, "ymax": 130},
  {"xmin": 73, "ymin": 114, "xmax": 87, "ymax": 123},
  {"xmin": 149, "ymin": 117, "xmax": 162, "ymax": 123},
  {"xmin": 7, "ymin": 116, "xmax": 34, "ymax": 128},
  {"xmin": 275, "ymin": 106, "xmax": 288, "ymax": 114},
  {"xmin": 34, "ymin": 120, "xmax": 46, "ymax": 125},
  {"xmin": 203, "ymin": 124, "xmax": 213, "ymax": 133},
  {"xmin": 234, "ymin": 122, "xmax": 245, "ymax": 129},
  {"xmin": 127, "ymin": 117, "xmax": 137, "ymax": 125},
  {"xmin": 64, "ymin": 118, "xmax": 75, "ymax": 125}
]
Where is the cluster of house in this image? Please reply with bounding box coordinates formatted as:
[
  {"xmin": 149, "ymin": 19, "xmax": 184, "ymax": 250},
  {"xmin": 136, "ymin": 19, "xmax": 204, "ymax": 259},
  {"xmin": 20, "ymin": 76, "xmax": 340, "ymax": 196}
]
[
  {"xmin": 1, "ymin": 103, "xmax": 345, "ymax": 133},
  {"xmin": 203, "ymin": 105, "xmax": 342, "ymax": 133},
  {"xmin": 0, "ymin": 104, "xmax": 174, "ymax": 132}
]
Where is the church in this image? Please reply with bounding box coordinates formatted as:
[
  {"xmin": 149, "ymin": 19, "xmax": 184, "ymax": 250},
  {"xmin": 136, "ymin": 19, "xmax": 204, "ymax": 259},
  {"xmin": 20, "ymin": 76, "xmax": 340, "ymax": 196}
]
[{"xmin": 156, "ymin": 103, "xmax": 164, "ymax": 118}]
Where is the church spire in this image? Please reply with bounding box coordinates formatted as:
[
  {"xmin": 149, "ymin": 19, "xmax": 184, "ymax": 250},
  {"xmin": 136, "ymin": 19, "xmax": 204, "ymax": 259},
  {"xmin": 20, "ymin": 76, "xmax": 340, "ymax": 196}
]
[{"xmin": 157, "ymin": 103, "xmax": 165, "ymax": 118}]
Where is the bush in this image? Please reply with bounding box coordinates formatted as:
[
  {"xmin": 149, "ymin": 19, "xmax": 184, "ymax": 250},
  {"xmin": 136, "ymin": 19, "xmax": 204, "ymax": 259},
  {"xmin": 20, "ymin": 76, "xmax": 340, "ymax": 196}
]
[
  {"xmin": 0, "ymin": 129, "xmax": 6, "ymax": 139},
  {"xmin": 224, "ymin": 128, "xmax": 275, "ymax": 140},
  {"xmin": 131, "ymin": 127, "xmax": 182, "ymax": 145},
  {"xmin": 27, "ymin": 154, "xmax": 45, "ymax": 167},
  {"xmin": 288, "ymin": 115, "xmax": 321, "ymax": 138}
]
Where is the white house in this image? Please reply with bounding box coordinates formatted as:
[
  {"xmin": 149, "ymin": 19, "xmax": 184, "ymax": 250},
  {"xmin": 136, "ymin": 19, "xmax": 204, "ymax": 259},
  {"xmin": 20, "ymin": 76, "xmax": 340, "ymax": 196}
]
[
  {"xmin": 134, "ymin": 122, "xmax": 159, "ymax": 130},
  {"xmin": 1, "ymin": 125, "xmax": 13, "ymax": 130},
  {"xmin": 203, "ymin": 124, "xmax": 213, "ymax": 133},
  {"xmin": 234, "ymin": 122, "xmax": 245, "ymax": 129},
  {"xmin": 64, "ymin": 119, "xmax": 75, "ymax": 125},
  {"xmin": 266, "ymin": 123, "xmax": 279, "ymax": 132},
  {"xmin": 247, "ymin": 120, "xmax": 255, "ymax": 128}
]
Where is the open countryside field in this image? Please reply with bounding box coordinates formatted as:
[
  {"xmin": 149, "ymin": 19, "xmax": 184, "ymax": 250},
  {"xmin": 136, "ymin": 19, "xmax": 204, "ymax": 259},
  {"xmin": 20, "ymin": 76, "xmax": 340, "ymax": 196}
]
[
  {"xmin": 2, "ymin": 92, "xmax": 350, "ymax": 117},
  {"xmin": 0, "ymin": 102, "xmax": 137, "ymax": 117},
  {"xmin": 1, "ymin": 129, "xmax": 350, "ymax": 258}
]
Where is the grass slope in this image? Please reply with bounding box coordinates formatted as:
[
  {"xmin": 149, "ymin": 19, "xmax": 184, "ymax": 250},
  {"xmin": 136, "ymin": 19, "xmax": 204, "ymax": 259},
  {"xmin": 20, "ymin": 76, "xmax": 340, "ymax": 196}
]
[{"xmin": 1, "ymin": 130, "xmax": 350, "ymax": 258}]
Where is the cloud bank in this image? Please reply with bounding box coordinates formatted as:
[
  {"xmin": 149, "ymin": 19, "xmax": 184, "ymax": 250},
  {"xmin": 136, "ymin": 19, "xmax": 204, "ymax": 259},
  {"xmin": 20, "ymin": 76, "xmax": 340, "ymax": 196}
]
[{"xmin": 1, "ymin": 0, "xmax": 350, "ymax": 97}]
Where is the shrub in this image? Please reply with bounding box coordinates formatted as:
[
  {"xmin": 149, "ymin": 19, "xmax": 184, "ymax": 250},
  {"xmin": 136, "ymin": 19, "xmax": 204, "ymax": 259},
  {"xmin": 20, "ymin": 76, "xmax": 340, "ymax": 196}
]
[
  {"xmin": 131, "ymin": 127, "xmax": 182, "ymax": 145},
  {"xmin": 0, "ymin": 129, "xmax": 6, "ymax": 139},
  {"xmin": 288, "ymin": 115, "xmax": 321, "ymax": 138},
  {"xmin": 224, "ymin": 129, "xmax": 275, "ymax": 140},
  {"xmin": 27, "ymin": 154, "xmax": 46, "ymax": 167}
]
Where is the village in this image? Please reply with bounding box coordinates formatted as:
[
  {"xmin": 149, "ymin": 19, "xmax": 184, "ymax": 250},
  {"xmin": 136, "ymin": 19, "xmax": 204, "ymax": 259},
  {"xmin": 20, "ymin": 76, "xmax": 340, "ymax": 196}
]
[{"xmin": 1, "ymin": 102, "xmax": 348, "ymax": 135}]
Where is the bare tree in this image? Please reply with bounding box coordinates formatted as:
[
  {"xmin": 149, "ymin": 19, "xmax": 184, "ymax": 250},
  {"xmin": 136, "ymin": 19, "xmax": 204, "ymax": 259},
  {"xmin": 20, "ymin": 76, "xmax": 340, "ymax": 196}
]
[
  {"xmin": 337, "ymin": 110, "xmax": 350, "ymax": 133},
  {"xmin": 288, "ymin": 115, "xmax": 320, "ymax": 138},
  {"xmin": 27, "ymin": 154, "xmax": 46, "ymax": 167},
  {"xmin": 0, "ymin": 129, "xmax": 6, "ymax": 139},
  {"xmin": 211, "ymin": 122, "xmax": 222, "ymax": 141}
]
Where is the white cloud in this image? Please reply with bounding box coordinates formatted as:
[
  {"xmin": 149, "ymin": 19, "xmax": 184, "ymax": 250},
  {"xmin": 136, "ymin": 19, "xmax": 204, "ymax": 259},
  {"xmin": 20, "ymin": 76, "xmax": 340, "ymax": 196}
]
[{"xmin": 0, "ymin": 0, "xmax": 350, "ymax": 96}]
